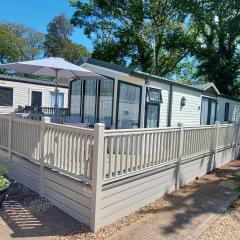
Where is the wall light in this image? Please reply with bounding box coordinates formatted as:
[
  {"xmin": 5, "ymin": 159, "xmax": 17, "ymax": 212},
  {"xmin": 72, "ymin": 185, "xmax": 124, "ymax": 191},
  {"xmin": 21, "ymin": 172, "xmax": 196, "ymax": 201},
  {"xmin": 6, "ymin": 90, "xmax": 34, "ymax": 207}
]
[{"xmin": 181, "ymin": 96, "xmax": 186, "ymax": 107}]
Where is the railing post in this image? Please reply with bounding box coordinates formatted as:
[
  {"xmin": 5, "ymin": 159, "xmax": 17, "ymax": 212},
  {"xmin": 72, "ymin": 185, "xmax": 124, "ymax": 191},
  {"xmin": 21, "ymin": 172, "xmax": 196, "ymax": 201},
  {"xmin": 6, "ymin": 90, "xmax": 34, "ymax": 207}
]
[
  {"xmin": 213, "ymin": 121, "xmax": 220, "ymax": 169},
  {"xmin": 234, "ymin": 121, "xmax": 240, "ymax": 159},
  {"xmin": 90, "ymin": 123, "xmax": 105, "ymax": 233},
  {"xmin": 8, "ymin": 113, "xmax": 14, "ymax": 177},
  {"xmin": 176, "ymin": 123, "xmax": 184, "ymax": 190},
  {"xmin": 40, "ymin": 116, "xmax": 50, "ymax": 197}
]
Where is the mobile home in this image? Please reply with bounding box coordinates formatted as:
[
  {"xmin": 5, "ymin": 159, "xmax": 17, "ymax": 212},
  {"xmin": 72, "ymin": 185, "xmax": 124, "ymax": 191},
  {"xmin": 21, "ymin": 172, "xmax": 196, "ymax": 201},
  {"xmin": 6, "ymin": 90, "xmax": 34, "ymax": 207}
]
[
  {"xmin": 0, "ymin": 74, "xmax": 69, "ymax": 114},
  {"xmin": 67, "ymin": 57, "xmax": 240, "ymax": 129}
]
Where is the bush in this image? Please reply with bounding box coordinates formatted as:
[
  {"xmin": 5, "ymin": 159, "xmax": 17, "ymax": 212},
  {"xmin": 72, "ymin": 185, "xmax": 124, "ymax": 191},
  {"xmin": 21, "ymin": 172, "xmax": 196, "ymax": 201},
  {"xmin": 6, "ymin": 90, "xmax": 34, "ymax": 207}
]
[{"xmin": 0, "ymin": 165, "xmax": 9, "ymax": 190}]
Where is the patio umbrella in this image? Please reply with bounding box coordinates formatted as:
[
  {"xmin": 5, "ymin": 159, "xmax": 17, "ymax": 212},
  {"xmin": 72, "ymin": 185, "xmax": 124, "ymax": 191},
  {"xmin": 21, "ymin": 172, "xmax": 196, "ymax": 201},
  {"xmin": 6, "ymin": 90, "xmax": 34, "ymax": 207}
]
[{"xmin": 0, "ymin": 57, "xmax": 104, "ymax": 116}]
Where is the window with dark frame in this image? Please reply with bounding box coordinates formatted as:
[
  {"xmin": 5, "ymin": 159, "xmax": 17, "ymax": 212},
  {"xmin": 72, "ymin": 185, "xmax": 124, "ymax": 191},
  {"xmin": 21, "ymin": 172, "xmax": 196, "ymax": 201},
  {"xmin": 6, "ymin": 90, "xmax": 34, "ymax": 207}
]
[
  {"xmin": 69, "ymin": 78, "xmax": 114, "ymax": 128},
  {"xmin": 145, "ymin": 88, "xmax": 162, "ymax": 128},
  {"xmin": 224, "ymin": 102, "xmax": 229, "ymax": 122},
  {"xmin": 0, "ymin": 87, "xmax": 13, "ymax": 106},
  {"xmin": 31, "ymin": 91, "xmax": 42, "ymax": 107}
]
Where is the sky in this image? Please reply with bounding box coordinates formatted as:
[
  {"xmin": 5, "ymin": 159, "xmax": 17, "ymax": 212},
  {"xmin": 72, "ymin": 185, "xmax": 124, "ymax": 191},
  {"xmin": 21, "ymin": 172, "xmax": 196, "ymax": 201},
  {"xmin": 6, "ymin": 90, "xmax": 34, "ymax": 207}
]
[{"xmin": 0, "ymin": 0, "xmax": 93, "ymax": 51}]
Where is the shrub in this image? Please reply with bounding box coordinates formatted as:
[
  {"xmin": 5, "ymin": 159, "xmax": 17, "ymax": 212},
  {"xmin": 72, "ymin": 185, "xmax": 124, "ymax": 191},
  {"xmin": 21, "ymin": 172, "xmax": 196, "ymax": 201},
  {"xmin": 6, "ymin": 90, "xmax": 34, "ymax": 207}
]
[{"xmin": 0, "ymin": 165, "xmax": 9, "ymax": 190}]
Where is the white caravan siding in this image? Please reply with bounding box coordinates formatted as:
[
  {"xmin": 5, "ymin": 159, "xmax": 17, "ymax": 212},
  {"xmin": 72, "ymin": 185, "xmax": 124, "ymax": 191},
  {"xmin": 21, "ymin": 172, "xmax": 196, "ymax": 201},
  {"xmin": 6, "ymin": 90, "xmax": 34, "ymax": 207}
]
[
  {"xmin": 171, "ymin": 86, "xmax": 201, "ymax": 126},
  {"xmin": 0, "ymin": 79, "xmax": 69, "ymax": 114},
  {"xmin": 217, "ymin": 96, "xmax": 240, "ymax": 123}
]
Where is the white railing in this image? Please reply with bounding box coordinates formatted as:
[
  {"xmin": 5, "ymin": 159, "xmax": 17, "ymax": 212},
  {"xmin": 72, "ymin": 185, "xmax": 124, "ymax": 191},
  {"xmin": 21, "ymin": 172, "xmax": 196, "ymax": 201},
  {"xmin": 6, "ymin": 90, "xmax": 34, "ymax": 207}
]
[
  {"xmin": 103, "ymin": 127, "xmax": 180, "ymax": 181},
  {"xmin": 44, "ymin": 123, "xmax": 94, "ymax": 183},
  {"xmin": 11, "ymin": 118, "xmax": 42, "ymax": 161},
  {"xmin": 0, "ymin": 115, "xmax": 95, "ymax": 184},
  {"xmin": 103, "ymin": 123, "xmax": 239, "ymax": 182},
  {"xmin": 0, "ymin": 115, "xmax": 9, "ymax": 150}
]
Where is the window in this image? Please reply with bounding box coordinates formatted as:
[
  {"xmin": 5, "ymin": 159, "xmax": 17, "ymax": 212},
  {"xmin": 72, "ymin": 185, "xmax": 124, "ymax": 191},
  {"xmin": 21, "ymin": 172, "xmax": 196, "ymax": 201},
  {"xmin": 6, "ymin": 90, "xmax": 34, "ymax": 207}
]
[
  {"xmin": 69, "ymin": 78, "xmax": 114, "ymax": 127},
  {"xmin": 117, "ymin": 81, "xmax": 142, "ymax": 129},
  {"xmin": 145, "ymin": 88, "xmax": 162, "ymax": 128},
  {"xmin": 224, "ymin": 103, "xmax": 229, "ymax": 121},
  {"xmin": 98, "ymin": 79, "xmax": 114, "ymax": 129},
  {"xmin": 50, "ymin": 92, "xmax": 64, "ymax": 108},
  {"xmin": 147, "ymin": 88, "xmax": 162, "ymax": 103},
  {"xmin": 31, "ymin": 91, "xmax": 42, "ymax": 107},
  {"xmin": 200, "ymin": 97, "xmax": 217, "ymax": 125},
  {"xmin": 83, "ymin": 80, "xmax": 97, "ymax": 125},
  {"xmin": 70, "ymin": 80, "xmax": 82, "ymax": 122},
  {"xmin": 0, "ymin": 87, "xmax": 13, "ymax": 106}
]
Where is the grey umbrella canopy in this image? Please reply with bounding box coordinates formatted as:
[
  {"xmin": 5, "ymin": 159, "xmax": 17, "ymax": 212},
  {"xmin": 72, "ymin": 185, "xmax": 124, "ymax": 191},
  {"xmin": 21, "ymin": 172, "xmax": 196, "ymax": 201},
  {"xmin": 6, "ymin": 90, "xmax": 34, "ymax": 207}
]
[{"xmin": 0, "ymin": 57, "xmax": 104, "ymax": 114}]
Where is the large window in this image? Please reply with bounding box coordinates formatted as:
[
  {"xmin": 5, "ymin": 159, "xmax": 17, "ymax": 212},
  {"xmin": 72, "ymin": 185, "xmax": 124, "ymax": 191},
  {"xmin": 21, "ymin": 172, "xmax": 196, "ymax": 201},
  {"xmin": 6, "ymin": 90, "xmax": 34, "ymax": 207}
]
[
  {"xmin": 145, "ymin": 88, "xmax": 162, "ymax": 128},
  {"xmin": 200, "ymin": 97, "xmax": 217, "ymax": 125},
  {"xmin": 98, "ymin": 79, "xmax": 114, "ymax": 128},
  {"xmin": 0, "ymin": 87, "xmax": 13, "ymax": 106},
  {"xmin": 69, "ymin": 78, "xmax": 114, "ymax": 128},
  {"xmin": 224, "ymin": 103, "xmax": 229, "ymax": 122},
  {"xmin": 31, "ymin": 91, "xmax": 42, "ymax": 107},
  {"xmin": 50, "ymin": 92, "xmax": 64, "ymax": 108},
  {"xmin": 117, "ymin": 81, "xmax": 142, "ymax": 129},
  {"xmin": 83, "ymin": 80, "xmax": 97, "ymax": 125},
  {"xmin": 70, "ymin": 80, "xmax": 81, "ymax": 117}
]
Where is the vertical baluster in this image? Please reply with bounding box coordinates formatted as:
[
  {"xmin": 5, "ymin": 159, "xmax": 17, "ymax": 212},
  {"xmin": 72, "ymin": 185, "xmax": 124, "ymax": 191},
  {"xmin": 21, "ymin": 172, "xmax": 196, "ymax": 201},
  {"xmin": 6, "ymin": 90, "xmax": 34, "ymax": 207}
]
[
  {"xmin": 120, "ymin": 135, "xmax": 124, "ymax": 175},
  {"xmin": 114, "ymin": 136, "xmax": 119, "ymax": 176},
  {"xmin": 125, "ymin": 135, "xmax": 129, "ymax": 174},
  {"xmin": 108, "ymin": 137, "xmax": 113, "ymax": 178}
]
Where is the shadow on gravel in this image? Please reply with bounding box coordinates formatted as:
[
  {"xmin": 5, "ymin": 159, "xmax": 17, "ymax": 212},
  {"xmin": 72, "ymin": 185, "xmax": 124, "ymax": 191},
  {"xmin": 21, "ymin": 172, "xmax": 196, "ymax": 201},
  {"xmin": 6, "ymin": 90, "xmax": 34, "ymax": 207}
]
[{"xmin": 0, "ymin": 182, "xmax": 89, "ymax": 239}]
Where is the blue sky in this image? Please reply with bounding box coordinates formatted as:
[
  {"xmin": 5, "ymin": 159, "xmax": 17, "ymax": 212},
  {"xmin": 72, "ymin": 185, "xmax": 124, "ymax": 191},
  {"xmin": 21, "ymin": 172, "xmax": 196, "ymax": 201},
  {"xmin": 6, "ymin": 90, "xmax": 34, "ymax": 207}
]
[{"xmin": 0, "ymin": 0, "xmax": 93, "ymax": 51}]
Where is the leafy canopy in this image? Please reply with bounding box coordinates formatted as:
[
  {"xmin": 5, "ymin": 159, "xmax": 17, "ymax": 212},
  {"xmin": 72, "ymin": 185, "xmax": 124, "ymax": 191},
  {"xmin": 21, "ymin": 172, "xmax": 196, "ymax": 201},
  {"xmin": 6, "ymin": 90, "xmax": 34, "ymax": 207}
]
[
  {"xmin": 179, "ymin": 0, "xmax": 240, "ymax": 95},
  {"xmin": 44, "ymin": 14, "xmax": 89, "ymax": 63},
  {"xmin": 70, "ymin": 0, "xmax": 197, "ymax": 76}
]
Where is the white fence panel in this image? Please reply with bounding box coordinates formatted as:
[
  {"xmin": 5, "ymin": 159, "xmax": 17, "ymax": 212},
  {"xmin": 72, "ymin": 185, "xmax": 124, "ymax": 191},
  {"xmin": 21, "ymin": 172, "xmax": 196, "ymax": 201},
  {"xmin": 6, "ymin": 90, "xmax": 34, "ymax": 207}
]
[
  {"xmin": 103, "ymin": 128, "xmax": 180, "ymax": 181},
  {"xmin": 0, "ymin": 115, "xmax": 9, "ymax": 149},
  {"xmin": 11, "ymin": 118, "xmax": 42, "ymax": 161},
  {"xmin": 44, "ymin": 123, "xmax": 94, "ymax": 183},
  {"xmin": 183, "ymin": 126, "xmax": 215, "ymax": 157},
  {"xmin": 218, "ymin": 124, "xmax": 236, "ymax": 148}
]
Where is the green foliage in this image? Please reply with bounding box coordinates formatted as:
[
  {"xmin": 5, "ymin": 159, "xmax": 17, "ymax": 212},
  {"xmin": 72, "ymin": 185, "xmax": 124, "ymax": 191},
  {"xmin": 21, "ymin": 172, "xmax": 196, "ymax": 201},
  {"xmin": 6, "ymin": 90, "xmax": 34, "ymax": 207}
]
[
  {"xmin": 1, "ymin": 23, "xmax": 45, "ymax": 61},
  {"xmin": 178, "ymin": 0, "xmax": 240, "ymax": 96},
  {"xmin": 0, "ymin": 165, "xmax": 9, "ymax": 190},
  {"xmin": 44, "ymin": 14, "xmax": 90, "ymax": 63},
  {"xmin": 0, "ymin": 25, "xmax": 24, "ymax": 64},
  {"xmin": 70, "ymin": 0, "xmax": 197, "ymax": 76}
]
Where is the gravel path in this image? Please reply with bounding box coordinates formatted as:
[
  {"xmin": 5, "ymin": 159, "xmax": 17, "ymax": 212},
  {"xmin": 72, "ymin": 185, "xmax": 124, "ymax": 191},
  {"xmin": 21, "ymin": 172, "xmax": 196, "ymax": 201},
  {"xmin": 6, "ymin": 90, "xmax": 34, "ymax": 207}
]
[{"xmin": 198, "ymin": 199, "xmax": 240, "ymax": 240}]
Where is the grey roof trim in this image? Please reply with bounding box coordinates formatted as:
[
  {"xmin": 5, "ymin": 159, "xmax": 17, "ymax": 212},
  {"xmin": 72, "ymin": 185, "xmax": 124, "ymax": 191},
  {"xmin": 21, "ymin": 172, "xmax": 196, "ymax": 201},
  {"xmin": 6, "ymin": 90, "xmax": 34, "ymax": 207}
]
[
  {"xmin": 219, "ymin": 94, "xmax": 240, "ymax": 102},
  {"xmin": 77, "ymin": 57, "xmax": 203, "ymax": 93},
  {"xmin": 196, "ymin": 82, "xmax": 220, "ymax": 95},
  {"xmin": 0, "ymin": 74, "xmax": 69, "ymax": 88}
]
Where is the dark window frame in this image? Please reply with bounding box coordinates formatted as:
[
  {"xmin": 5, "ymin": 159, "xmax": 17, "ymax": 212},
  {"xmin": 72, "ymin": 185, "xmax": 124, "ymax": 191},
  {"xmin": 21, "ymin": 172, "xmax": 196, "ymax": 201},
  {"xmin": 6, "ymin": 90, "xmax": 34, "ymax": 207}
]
[
  {"xmin": 0, "ymin": 86, "xmax": 13, "ymax": 106},
  {"xmin": 224, "ymin": 102, "xmax": 229, "ymax": 122},
  {"xmin": 69, "ymin": 76, "xmax": 114, "ymax": 128},
  {"xmin": 145, "ymin": 87, "xmax": 161, "ymax": 128},
  {"xmin": 116, "ymin": 80, "xmax": 142, "ymax": 129},
  {"xmin": 31, "ymin": 91, "xmax": 42, "ymax": 107},
  {"xmin": 200, "ymin": 96, "xmax": 217, "ymax": 125}
]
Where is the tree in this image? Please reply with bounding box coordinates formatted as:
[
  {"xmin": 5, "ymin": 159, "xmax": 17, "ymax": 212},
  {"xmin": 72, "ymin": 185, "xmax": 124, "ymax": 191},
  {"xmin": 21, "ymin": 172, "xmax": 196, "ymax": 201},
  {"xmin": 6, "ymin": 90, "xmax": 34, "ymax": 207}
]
[
  {"xmin": 70, "ymin": 0, "xmax": 197, "ymax": 76},
  {"xmin": 2, "ymin": 23, "xmax": 45, "ymax": 60},
  {"xmin": 178, "ymin": 0, "xmax": 240, "ymax": 96},
  {"xmin": 0, "ymin": 25, "xmax": 24, "ymax": 64},
  {"xmin": 44, "ymin": 14, "xmax": 89, "ymax": 62}
]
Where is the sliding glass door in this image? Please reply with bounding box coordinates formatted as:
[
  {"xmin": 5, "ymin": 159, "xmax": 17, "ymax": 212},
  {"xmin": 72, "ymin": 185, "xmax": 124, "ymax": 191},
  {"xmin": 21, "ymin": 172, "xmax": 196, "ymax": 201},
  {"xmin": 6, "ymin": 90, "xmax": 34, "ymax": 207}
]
[{"xmin": 116, "ymin": 81, "xmax": 142, "ymax": 129}]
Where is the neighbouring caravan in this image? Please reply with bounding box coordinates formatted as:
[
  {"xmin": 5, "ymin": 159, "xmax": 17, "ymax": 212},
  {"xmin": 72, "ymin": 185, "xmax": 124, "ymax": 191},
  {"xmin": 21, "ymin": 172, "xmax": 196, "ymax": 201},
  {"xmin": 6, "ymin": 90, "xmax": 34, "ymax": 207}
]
[
  {"xmin": 66, "ymin": 57, "xmax": 240, "ymax": 129},
  {"xmin": 0, "ymin": 74, "xmax": 69, "ymax": 114}
]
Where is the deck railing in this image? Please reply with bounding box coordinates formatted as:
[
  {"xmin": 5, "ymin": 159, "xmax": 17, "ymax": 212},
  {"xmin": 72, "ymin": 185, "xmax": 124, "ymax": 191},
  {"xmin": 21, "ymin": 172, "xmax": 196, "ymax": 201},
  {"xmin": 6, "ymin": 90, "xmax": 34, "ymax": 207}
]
[{"xmin": 102, "ymin": 122, "xmax": 239, "ymax": 183}]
